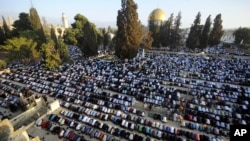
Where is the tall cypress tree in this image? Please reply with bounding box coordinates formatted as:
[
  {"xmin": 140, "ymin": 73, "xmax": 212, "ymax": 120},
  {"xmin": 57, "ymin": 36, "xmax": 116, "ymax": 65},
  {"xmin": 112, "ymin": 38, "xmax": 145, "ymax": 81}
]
[
  {"xmin": 208, "ymin": 14, "xmax": 224, "ymax": 46},
  {"xmin": 50, "ymin": 26, "xmax": 58, "ymax": 49},
  {"xmin": 160, "ymin": 13, "xmax": 174, "ymax": 47},
  {"xmin": 200, "ymin": 15, "xmax": 211, "ymax": 49},
  {"xmin": 2, "ymin": 16, "xmax": 11, "ymax": 39},
  {"xmin": 186, "ymin": 12, "xmax": 202, "ymax": 49},
  {"xmin": 115, "ymin": 0, "xmax": 143, "ymax": 59},
  {"xmin": 29, "ymin": 7, "xmax": 46, "ymax": 48},
  {"xmin": 103, "ymin": 28, "xmax": 110, "ymax": 51},
  {"xmin": 149, "ymin": 21, "xmax": 161, "ymax": 47},
  {"xmin": 0, "ymin": 27, "xmax": 6, "ymax": 45},
  {"xmin": 81, "ymin": 21, "xmax": 98, "ymax": 56},
  {"xmin": 172, "ymin": 12, "xmax": 182, "ymax": 47}
]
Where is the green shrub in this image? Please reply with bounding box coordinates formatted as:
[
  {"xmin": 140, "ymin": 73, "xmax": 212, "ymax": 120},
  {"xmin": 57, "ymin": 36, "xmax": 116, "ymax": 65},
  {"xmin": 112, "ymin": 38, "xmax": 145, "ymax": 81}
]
[{"xmin": 0, "ymin": 60, "xmax": 6, "ymax": 70}]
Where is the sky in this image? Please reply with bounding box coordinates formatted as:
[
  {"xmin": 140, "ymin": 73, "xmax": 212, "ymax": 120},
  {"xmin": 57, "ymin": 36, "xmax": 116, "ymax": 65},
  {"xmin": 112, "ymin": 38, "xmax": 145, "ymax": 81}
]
[{"xmin": 1, "ymin": 0, "xmax": 250, "ymax": 29}]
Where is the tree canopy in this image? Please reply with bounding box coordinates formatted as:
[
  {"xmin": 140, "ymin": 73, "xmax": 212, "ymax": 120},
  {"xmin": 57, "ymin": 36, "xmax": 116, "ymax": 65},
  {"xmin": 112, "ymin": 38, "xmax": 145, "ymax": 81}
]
[
  {"xmin": 63, "ymin": 14, "xmax": 99, "ymax": 56},
  {"xmin": 0, "ymin": 37, "xmax": 39, "ymax": 64},
  {"xmin": 233, "ymin": 27, "xmax": 250, "ymax": 45},
  {"xmin": 12, "ymin": 12, "xmax": 33, "ymax": 37},
  {"xmin": 41, "ymin": 40, "xmax": 61, "ymax": 70}
]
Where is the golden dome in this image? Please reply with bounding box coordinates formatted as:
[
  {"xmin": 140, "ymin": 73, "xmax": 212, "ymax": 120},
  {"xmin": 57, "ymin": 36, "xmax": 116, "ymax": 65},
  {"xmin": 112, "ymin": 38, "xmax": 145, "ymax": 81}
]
[{"xmin": 148, "ymin": 8, "xmax": 166, "ymax": 21}]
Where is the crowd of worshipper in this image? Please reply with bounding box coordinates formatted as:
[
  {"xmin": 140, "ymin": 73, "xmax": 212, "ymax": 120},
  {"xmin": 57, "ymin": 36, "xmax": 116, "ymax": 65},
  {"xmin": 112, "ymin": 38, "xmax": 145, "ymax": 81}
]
[
  {"xmin": 159, "ymin": 45, "xmax": 250, "ymax": 56},
  {"xmin": 0, "ymin": 45, "xmax": 249, "ymax": 141},
  {"xmin": 0, "ymin": 78, "xmax": 37, "ymax": 115}
]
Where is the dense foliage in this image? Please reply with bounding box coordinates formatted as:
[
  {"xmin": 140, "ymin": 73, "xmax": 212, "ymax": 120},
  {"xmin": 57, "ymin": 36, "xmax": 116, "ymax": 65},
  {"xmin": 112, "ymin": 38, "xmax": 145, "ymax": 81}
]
[
  {"xmin": 11, "ymin": 12, "xmax": 33, "ymax": 37},
  {"xmin": 233, "ymin": 27, "xmax": 250, "ymax": 45},
  {"xmin": 81, "ymin": 21, "xmax": 98, "ymax": 56},
  {"xmin": 186, "ymin": 13, "xmax": 223, "ymax": 49},
  {"xmin": 63, "ymin": 14, "xmax": 98, "ymax": 56},
  {"xmin": 0, "ymin": 60, "xmax": 7, "ymax": 70},
  {"xmin": 0, "ymin": 37, "xmax": 39, "ymax": 64},
  {"xmin": 0, "ymin": 8, "xmax": 70, "ymax": 70},
  {"xmin": 41, "ymin": 40, "xmax": 61, "ymax": 70}
]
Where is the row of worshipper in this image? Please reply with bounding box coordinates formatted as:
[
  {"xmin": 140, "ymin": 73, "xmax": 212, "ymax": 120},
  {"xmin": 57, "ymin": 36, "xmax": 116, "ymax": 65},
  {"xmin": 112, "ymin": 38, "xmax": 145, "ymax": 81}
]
[
  {"xmin": 59, "ymin": 101, "xmax": 223, "ymax": 141},
  {"xmin": 6, "ymin": 64, "xmax": 175, "ymax": 112},
  {"xmin": 5, "ymin": 68, "xmax": 134, "ymax": 110},
  {"xmin": 141, "ymin": 54, "xmax": 249, "ymax": 118},
  {"xmin": 59, "ymin": 91, "xmax": 224, "ymax": 141},
  {"xmin": 49, "ymin": 109, "xmax": 160, "ymax": 141},
  {"xmin": 143, "ymin": 53, "xmax": 250, "ymax": 87},
  {"xmin": 0, "ymin": 79, "xmax": 37, "ymax": 112}
]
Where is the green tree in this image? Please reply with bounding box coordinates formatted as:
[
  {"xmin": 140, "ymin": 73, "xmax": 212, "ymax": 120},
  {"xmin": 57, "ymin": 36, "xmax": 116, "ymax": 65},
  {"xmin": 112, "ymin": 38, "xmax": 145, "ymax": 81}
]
[
  {"xmin": 0, "ymin": 27, "xmax": 5, "ymax": 45},
  {"xmin": 50, "ymin": 26, "xmax": 58, "ymax": 49},
  {"xmin": 71, "ymin": 14, "xmax": 88, "ymax": 29},
  {"xmin": 63, "ymin": 14, "xmax": 88, "ymax": 46},
  {"xmin": 12, "ymin": 12, "xmax": 32, "ymax": 37},
  {"xmin": 233, "ymin": 27, "xmax": 250, "ymax": 44},
  {"xmin": 160, "ymin": 13, "xmax": 174, "ymax": 47},
  {"xmin": 71, "ymin": 14, "xmax": 88, "ymax": 44},
  {"xmin": 41, "ymin": 40, "xmax": 61, "ymax": 70},
  {"xmin": 81, "ymin": 21, "xmax": 98, "ymax": 56},
  {"xmin": 29, "ymin": 7, "xmax": 47, "ymax": 48},
  {"xmin": 200, "ymin": 15, "xmax": 211, "ymax": 49},
  {"xmin": 186, "ymin": 12, "xmax": 203, "ymax": 49},
  {"xmin": 57, "ymin": 39, "xmax": 70, "ymax": 62},
  {"xmin": 63, "ymin": 28, "xmax": 78, "ymax": 45},
  {"xmin": 0, "ymin": 60, "xmax": 7, "ymax": 70},
  {"xmin": 140, "ymin": 26, "xmax": 153, "ymax": 50},
  {"xmin": 0, "ymin": 37, "xmax": 39, "ymax": 64},
  {"xmin": 103, "ymin": 28, "xmax": 109, "ymax": 51},
  {"xmin": 115, "ymin": 0, "xmax": 143, "ymax": 59},
  {"xmin": 2, "ymin": 16, "xmax": 11, "ymax": 39},
  {"xmin": 208, "ymin": 14, "xmax": 224, "ymax": 46},
  {"xmin": 19, "ymin": 30, "xmax": 39, "ymax": 41},
  {"xmin": 96, "ymin": 32, "xmax": 103, "ymax": 48},
  {"xmin": 172, "ymin": 12, "xmax": 182, "ymax": 48},
  {"xmin": 63, "ymin": 13, "xmax": 99, "ymax": 56},
  {"xmin": 149, "ymin": 21, "xmax": 161, "ymax": 47},
  {"xmin": 11, "ymin": 12, "xmax": 40, "ymax": 43}
]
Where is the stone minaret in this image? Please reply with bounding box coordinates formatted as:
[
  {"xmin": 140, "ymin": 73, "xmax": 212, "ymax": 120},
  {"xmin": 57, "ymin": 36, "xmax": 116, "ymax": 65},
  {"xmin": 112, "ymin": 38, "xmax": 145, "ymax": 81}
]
[{"xmin": 62, "ymin": 13, "xmax": 69, "ymax": 28}]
